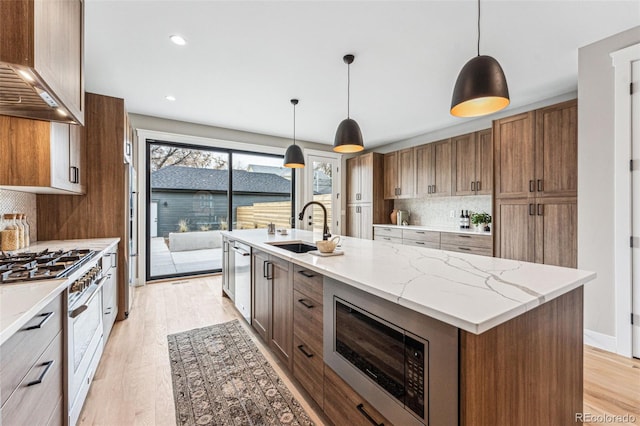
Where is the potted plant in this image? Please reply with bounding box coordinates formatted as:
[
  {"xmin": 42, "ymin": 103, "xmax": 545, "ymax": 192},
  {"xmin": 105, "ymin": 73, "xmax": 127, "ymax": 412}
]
[{"xmin": 470, "ymin": 212, "xmax": 492, "ymax": 232}]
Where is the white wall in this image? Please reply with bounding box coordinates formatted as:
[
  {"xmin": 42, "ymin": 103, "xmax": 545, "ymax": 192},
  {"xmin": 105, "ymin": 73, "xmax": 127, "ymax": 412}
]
[{"xmin": 578, "ymin": 26, "xmax": 640, "ymax": 352}]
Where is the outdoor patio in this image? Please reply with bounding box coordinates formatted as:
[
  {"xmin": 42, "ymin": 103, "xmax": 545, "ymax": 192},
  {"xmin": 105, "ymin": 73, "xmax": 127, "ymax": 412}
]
[{"xmin": 150, "ymin": 237, "xmax": 222, "ymax": 277}]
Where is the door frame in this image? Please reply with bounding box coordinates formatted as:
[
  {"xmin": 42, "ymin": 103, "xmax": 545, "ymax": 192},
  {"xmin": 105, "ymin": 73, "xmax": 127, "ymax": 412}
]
[
  {"xmin": 302, "ymin": 149, "xmax": 342, "ymax": 235},
  {"xmin": 611, "ymin": 43, "xmax": 640, "ymax": 357}
]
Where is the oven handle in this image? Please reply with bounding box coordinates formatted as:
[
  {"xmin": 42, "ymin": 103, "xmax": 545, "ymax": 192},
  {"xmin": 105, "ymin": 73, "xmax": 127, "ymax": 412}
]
[
  {"xmin": 356, "ymin": 404, "xmax": 384, "ymax": 426},
  {"xmin": 69, "ymin": 275, "xmax": 108, "ymax": 319}
]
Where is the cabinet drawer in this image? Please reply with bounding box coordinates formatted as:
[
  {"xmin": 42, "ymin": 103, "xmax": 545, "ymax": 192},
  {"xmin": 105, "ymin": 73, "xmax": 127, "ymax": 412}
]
[
  {"xmin": 293, "ymin": 334, "xmax": 324, "ymax": 409},
  {"xmin": 402, "ymin": 229, "xmax": 440, "ymax": 243},
  {"xmin": 293, "ymin": 289, "xmax": 323, "ymax": 354},
  {"xmin": 293, "ymin": 265, "xmax": 323, "ymax": 303},
  {"xmin": 324, "ymin": 367, "xmax": 390, "ymax": 426},
  {"xmin": 441, "ymin": 232, "xmax": 492, "ymax": 249},
  {"xmin": 402, "ymin": 239, "xmax": 440, "ymax": 249},
  {"xmin": 0, "ymin": 294, "xmax": 62, "ymax": 407},
  {"xmin": 374, "ymin": 226, "xmax": 402, "ymax": 238},
  {"xmin": 2, "ymin": 331, "xmax": 63, "ymax": 426},
  {"xmin": 441, "ymin": 243, "xmax": 493, "ymax": 257},
  {"xmin": 374, "ymin": 235, "xmax": 403, "ymax": 244}
]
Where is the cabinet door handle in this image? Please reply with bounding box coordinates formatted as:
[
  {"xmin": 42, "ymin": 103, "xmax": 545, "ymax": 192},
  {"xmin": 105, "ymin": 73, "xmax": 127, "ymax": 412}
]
[
  {"xmin": 427, "ymin": 185, "xmax": 431, "ymax": 194},
  {"xmin": 24, "ymin": 311, "xmax": 54, "ymax": 331},
  {"xmin": 356, "ymin": 403, "xmax": 384, "ymax": 426},
  {"xmin": 537, "ymin": 179, "xmax": 543, "ymax": 192},
  {"xmin": 458, "ymin": 247, "xmax": 472, "ymax": 251},
  {"xmin": 27, "ymin": 360, "xmax": 54, "ymax": 386},
  {"xmin": 537, "ymin": 203, "xmax": 544, "ymax": 216},
  {"xmin": 529, "ymin": 180, "xmax": 535, "ymax": 192},
  {"xmin": 263, "ymin": 260, "xmax": 268, "ymax": 278},
  {"xmin": 529, "ymin": 203, "xmax": 535, "ymax": 216},
  {"xmin": 69, "ymin": 166, "xmax": 79, "ymax": 184},
  {"xmin": 298, "ymin": 298, "xmax": 315, "ymax": 309},
  {"xmin": 432, "ymin": 184, "xmax": 436, "ymax": 193},
  {"xmin": 297, "ymin": 270, "xmax": 315, "ymax": 278},
  {"xmin": 476, "ymin": 181, "xmax": 481, "ymax": 191},
  {"xmin": 297, "ymin": 344, "xmax": 314, "ymax": 358},
  {"xmin": 266, "ymin": 262, "xmax": 273, "ymax": 280},
  {"xmin": 471, "ymin": 181, "xmax": 475, "ymax": 191}
]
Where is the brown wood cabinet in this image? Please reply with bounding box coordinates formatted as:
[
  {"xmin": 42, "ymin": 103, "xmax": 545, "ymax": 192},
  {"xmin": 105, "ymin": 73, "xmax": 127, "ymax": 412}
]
[
  {"xmin": 346, "ymin": 153, "xmax": 390, "ymax": 239},
  {"xmin": 493, "ymin": 100, "xmax": 577, "ymax": 267},
  {"xmin": 452, "ymin": 129, "xmax": 492, "ymax": 196},
  {"xmin": 251, "ymin": 249, "xmax": 294, "ymax": 370},
  {"xmin": 0, "ymin": 0, "xmax": 84, "ymax": 124},
  {"xmin": 292, "ymin": 265, "xmax": 324, "ymax": 408},
  {"xmin": 323, "ymin": 367, "xmax": 390, "ymax": 426},
  {"xmin": 384, "ymin": 148, "xmax": 415, "ymax": 199},
  {"xmin": 0, "ymin": 295, "xmax": 63, "ymax": 426},
  {"xmin": 37, "ymin": 93, "xmax": 133, "ymax": 320},
  {"xmin": 415, "ymin": 139, "xmax": 452, "ymax": 197},
  {"xmin": 0, "ymin": 116, "xmax": 85, "ymax": 194}
]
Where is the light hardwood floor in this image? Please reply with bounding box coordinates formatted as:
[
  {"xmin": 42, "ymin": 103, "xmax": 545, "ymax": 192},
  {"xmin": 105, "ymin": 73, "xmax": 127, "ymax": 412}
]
[{"xmin": 79, "ymin": 276, "xmax": 640, "ymax": 426}]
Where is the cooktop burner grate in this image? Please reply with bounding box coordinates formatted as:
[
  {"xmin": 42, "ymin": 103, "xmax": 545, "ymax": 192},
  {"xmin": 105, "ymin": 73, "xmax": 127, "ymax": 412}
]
[{"xmin": 0, "ymin": 249, "xmax": 96, "ymax": 283}]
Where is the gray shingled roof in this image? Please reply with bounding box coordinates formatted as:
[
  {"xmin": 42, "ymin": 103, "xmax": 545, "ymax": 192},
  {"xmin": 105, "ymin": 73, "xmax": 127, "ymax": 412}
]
[{"xmin": 151, "ymin": 165, "xmax": 291, "ymax": 194}]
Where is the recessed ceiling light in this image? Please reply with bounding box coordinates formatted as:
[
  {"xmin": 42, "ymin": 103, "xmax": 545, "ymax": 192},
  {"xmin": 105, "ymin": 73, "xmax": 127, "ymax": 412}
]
[
  {"xmin": 165, "ymin": 95, "xmax": 176, "ymax": 101},
  {"xmin": 169, "ymin": 35, "xmax": 186, "ymax": 46}
]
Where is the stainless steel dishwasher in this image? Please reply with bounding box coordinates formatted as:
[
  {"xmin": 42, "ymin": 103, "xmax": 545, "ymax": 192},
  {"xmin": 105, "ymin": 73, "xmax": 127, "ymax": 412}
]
[{"xmin": 232, "ymin": 241, "xmax": 252, "ymax": 322}]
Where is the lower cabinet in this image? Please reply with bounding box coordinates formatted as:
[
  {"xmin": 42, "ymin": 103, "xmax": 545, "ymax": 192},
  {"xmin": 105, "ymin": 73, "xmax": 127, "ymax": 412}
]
[
  {"xmin": 101, "ymin": 247, "xmax": 118, "ymax": 341},
  {"xmin": 324, "ymin": 367, "xmax": 390, "ymax": 426},
  {"xmin": 374, "ymin": 226, "xmax": 494, "ymax": 256},
  {"xmin": 251, "ymin": 249, "xmax": 293, "ymax": 370},
  {"xmin": 440, "ymin": 232, "xmax": 493, "ymax": 256},
  {"xmin": 0, "ymin": 295, "xmax": 64, "ymax": 426},
  {"xmin": 347, "ymin": 204, "xmax": 373, "ymax": 240},
  {"xmin": 292, "ymin": 265, "xmax": 324, "ymax": 408}
]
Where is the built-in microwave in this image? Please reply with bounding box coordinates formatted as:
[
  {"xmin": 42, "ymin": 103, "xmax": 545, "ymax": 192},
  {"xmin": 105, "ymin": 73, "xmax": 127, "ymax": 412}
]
[{"xmin": 324, "ymin": 277, "xmax": 459, "ymax": 426}]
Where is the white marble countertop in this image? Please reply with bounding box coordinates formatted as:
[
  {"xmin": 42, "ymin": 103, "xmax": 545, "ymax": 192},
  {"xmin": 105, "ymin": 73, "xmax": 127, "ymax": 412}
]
[
  {"xmin": 222, "ymin": 229, "xmax": 594, "ymax": 334},
  {"xmin": 0, "ymin": 238, "xmax": 120, "ymax": 346},
  {"xmin": 374, "ymin": 223, "xmax": 492, "ymax": 236}
]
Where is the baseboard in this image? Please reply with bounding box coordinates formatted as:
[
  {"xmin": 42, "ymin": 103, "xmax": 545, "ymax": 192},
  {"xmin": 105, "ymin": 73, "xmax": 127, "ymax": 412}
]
[{"xmin": 584, "ymin": 329, "xmax": 617, "ymax": 353}]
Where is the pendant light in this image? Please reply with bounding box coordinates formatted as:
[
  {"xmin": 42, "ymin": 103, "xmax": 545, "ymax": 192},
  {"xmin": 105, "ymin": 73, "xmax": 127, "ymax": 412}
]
[
  {"xmin": 284, "ymin": 99, "xmax": 305, "ymax": 168},
  {"xmin": 333, "ymin": 54, "xmax": 364, "ymax": 153},
  {"xmin": 450, "ymin": 0, "xmax": 509, "ymax": 117}
]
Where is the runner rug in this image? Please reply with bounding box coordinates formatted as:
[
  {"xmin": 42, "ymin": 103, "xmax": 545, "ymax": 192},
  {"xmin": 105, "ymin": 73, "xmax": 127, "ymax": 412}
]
[{"xmin": 168, "ymin": 319, "xmax": 314, "ymax": 426}]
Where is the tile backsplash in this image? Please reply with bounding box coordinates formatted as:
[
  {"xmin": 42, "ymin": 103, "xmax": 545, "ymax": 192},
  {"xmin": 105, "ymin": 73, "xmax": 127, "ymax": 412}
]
[
  {"xmin": 0, "ymin": 189, "xmax": 37, "ymax": 242},
  {"xmin": 394, "ymin": 195, "xmax": 492, "ymax": 228}
]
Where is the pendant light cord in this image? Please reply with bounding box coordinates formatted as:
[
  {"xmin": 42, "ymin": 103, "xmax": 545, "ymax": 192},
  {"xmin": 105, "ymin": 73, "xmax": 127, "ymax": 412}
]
[
  {"xmin": 347, "ymin": 62, "xmax": 351, "ymax": 119},
  {"xmin": 477, "ymin": 0, "xmax": 481, "ymax": 56},
  {"xmin": 293, "ymin": 103, "xmax": 296, "ymax": 145}
]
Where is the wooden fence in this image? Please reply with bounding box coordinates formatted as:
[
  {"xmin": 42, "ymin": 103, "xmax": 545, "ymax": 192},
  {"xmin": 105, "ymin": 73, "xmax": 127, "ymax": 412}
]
[{"xmin": 236, "ymin": 194, "xmax": 332, "ymax": 230}]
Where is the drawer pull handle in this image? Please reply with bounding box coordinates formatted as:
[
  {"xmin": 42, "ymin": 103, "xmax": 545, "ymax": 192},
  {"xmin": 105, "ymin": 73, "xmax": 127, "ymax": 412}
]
[
  {"xmin": 298, "ymin": 299, "xmax": 314, "ymax": 309},
  {"xmin": 27, "ymin": 360, "xmax": 54, "ymax": 386},
  {"xmin": 297, "ymin": 345, "xmax": 314, "ymax": 358},
  {"xmin": 415, "ymin": 231, "xmax": 425, "ymax": 234},
  {"xmin": 415, "ymin": 242, "xmax": 425, "ymax": 245},
  {"xmin": 383, "ymin": 237, "xmax": 390, "ymax": 240},
  {"xmin": 356, "ymin": 403, "xmax": 384, "ymax": 426},
  {"xmin": 457, "ymin": 235, "xmax": 471, "ymax": 238},
  {"xmin": 24, "ymin": 311, "xmax": 54, "ymax": 331},
  {"xmin": 458, "ymin": 247, "xmax": 472, "ymax": 251},
  {"xmin": 297, "ymin": 270, "xmax": 315, "ymax": 278}
]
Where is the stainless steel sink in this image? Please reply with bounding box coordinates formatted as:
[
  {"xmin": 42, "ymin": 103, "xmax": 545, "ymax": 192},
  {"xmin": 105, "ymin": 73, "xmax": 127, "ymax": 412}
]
[{"xmin": 267, "ymin": 241, "xmax": 317, "ymax": 253}]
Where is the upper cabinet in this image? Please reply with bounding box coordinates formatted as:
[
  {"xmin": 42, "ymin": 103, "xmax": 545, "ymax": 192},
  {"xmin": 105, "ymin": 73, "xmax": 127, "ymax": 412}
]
[
  {"xmin": 0, "ymin": 0, "xmax": 84, "ymax": 124},
  {"xmin": 383, "ymin": 148, "xmax": 415, "ymax": 199},
  {"xmin": 0, "ymin": 115, "xmax": 85, "ymax": 194},
  {"xmin": 452, "ymin": 129, "xmax": 492, "ymax": 196},
  {"xmin": 415, "ymin": 139, "xmax": 452, "ymax": 198},
  {"xmin": 494, "ymin": 99, "xmax": 577, "ymax": 200}
]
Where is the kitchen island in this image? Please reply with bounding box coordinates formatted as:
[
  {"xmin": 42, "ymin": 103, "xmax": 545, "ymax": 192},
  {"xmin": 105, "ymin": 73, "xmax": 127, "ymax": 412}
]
[{"xmin": 222, "ymin": 228, "xmax": 595, "ymax": 426}]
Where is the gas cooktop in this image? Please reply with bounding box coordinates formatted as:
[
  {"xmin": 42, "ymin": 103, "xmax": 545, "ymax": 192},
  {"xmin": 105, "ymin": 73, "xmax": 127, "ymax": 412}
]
[{"xmin": 0, "ymin": 249, "xmax": 96, "ymax": 284}]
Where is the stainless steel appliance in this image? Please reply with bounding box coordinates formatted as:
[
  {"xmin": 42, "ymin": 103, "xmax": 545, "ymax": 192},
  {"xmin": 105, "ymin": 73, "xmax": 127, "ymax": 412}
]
[
  {"xmin": 232, "ymin": 241, "xmax": 251, "ymax": 322},
  {"xmin": 324, "ymin": 277, "xmax": 459, "ymax": 426},
  {"xmin": 222, "ymin": 238, "xmax": 235, "ymax": 301},
  {"xmin": 68, "ymin": 264, "xmax": 107, "ymax": 426},
  {"xmin": 0, "ymin": 249, "xmax": 96, "ymax": 283},
  {"xmin": 127, "ymin": 163, "xmax": 137, "ymax": 316}
]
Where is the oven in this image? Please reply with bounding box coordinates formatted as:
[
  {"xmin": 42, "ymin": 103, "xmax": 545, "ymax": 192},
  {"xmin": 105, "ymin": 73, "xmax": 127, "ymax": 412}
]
[
  {"xmin": 68, "ymin": 265, "xmax": 106, "ymax": 426},
  {"xmin": 324, "ymin": 277, "xmax": 459, "ymax": 426}
]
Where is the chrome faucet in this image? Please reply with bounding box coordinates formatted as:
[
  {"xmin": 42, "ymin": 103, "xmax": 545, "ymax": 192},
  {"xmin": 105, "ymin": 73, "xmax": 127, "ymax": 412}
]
[{"xmin": 298, "ymin": 201, "xmax": 331, "ymax": 240}]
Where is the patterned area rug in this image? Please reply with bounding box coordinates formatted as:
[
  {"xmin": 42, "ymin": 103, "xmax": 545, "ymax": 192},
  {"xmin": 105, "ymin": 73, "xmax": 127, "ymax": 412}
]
[{"xmin": 168, "ymin": 320, "xmax": 314, "ymax": 426}]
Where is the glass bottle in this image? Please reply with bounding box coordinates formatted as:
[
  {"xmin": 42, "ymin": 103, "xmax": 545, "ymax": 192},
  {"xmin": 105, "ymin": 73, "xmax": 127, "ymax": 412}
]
[
  {"xmin": 21, "ymin": 214, "xmax": 30, "ymax": 248},
  {"xmin": 14, "ymin": 213, "xmax": 25, "ymax": 249},
  {"xmin": 1, "ymin": 214, "xmax": 20, "ymax": 251}
]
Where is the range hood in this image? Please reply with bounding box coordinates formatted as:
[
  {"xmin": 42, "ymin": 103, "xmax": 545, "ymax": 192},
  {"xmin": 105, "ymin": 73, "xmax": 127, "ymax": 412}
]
[{"xmin": 0, "ymin": 63, "xmax": 78, "ymax": 124}]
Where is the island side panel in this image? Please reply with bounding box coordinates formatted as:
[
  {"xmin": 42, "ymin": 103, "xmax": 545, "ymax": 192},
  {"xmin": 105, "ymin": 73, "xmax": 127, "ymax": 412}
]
[{"xmin": 460, "ymin": 286, "xmax": 583, "ymax": 426}]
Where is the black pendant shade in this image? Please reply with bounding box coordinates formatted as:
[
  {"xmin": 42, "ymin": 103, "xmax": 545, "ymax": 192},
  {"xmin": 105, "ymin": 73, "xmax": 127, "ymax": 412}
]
[
  {"xmin": 333, "ymin": 54, "xmax": 364, "ymax": 153},
  {"xmin": 450, "ymin": 0, "xmax": 509, "ymax": 118},
  {"xmin": 284, "ymin": 98, "xmax": 305, "ymax": 168},
  {"xmin": 334, "ymin": 118, "xmax": 364, "ymax": 153},
  {"xmin": 450, "ymin": 55, "xmax": 509, "ymax": 117}
]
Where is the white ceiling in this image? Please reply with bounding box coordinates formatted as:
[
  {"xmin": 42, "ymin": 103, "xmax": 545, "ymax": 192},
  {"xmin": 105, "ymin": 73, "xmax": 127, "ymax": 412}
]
[{"xmin": 85, "ymin": 1, "xmax": 639, "ymax": 148}]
